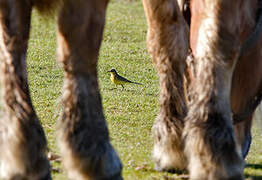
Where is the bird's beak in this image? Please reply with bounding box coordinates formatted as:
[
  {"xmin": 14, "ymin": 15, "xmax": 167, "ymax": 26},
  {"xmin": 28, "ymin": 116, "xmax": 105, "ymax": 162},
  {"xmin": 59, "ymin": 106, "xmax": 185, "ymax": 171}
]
[{"xmin": 107, "ymin": 71, "xmax": 111, "ymax": 73}]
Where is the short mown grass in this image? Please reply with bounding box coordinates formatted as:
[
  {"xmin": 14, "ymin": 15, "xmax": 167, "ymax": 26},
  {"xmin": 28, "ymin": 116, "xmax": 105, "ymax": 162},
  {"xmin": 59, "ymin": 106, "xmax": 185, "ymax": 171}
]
[{"xmin": 25, "ymin": 0, "xmax": 262, "ymax": 179}]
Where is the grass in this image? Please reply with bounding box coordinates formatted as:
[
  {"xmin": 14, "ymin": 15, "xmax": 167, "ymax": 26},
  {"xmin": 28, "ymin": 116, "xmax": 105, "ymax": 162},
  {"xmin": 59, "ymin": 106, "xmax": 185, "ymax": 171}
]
[{"xmin": 23, "ymin": 0, "xmax": 262, "ymax": 179}]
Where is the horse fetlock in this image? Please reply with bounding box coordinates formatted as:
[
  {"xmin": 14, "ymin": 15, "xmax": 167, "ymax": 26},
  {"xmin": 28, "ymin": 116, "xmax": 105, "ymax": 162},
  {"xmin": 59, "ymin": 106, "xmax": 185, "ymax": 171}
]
[
  {"xmin": 0, "ymin": 155, "xmax": 51, "ymax": 180},
  {"xmin": 60, "ymin": 140, "xmax": 122, "ymax": 180},
  {"xmin": 153, "ymin": 142, "xmax": 186, "ymax": 172},
  {"xmin": 184, "ymin": 121, "xmax": 244, "ymax": 180},
  {"xmin": 152, "ymin": 118, "xmax": 186, "ymax": 171},
  {"xmin": 188, "ymin": 157, "xmax": 244, "ymax": 180},
  {"xmin": 96, "ymin": 144, "xmax": 123, "ymax": 180}
]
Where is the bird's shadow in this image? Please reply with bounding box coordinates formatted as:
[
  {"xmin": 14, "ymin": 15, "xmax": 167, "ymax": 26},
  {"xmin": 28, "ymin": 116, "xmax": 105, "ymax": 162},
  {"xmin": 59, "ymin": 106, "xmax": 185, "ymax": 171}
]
[
  {"xmin": 107, "ymin": 87, "xmax": 136, "ymax": 92},
  {"xmin": 108, "ymin": 88, "xmax": 118, "ymax": 91},
  {"xmin": 106, "ymin": 87, "xmax": 141, "ymax": 93},
  {"xmin": 106, "ymin": 87, "xmax": 158, "ymax": 97},
  {"xmin": 124, "ymin": 89, "xmax": 137, "ymax": 93},
  {"xmin": 145, "ymin": 92, "xmax": 157, "ymax": 97}
]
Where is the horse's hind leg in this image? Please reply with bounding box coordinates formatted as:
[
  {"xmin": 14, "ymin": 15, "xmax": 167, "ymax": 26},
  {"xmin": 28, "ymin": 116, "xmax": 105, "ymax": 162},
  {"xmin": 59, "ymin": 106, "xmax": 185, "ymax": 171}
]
[
  {"xmin": 234, "ymin": 118, "xmax": 252, "ymax": 158},
  {"xmin": 57, "ymin": 0, "xmax": 122, "ymax": 179},
  {"xmin": 142, "ymin": 0, "xmax": 189, "ymax": 171},
  {"xmin": 0, "ymin": 1, "xmax": 51, "ymax": 179}
]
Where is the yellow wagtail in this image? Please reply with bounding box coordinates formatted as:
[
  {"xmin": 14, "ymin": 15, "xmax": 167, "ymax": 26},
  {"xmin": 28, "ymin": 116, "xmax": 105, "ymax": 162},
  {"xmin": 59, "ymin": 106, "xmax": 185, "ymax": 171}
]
[{"xmin": 108, "ymin": 69, "xmax": 142, "ymax": 89}]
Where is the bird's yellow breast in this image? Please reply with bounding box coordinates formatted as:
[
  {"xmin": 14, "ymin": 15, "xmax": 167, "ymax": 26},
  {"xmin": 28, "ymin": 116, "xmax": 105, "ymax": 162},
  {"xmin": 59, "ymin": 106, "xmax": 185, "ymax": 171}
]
[{"xmin": 110, "ymin": 73, "xmax": 125, "ymax": 85}]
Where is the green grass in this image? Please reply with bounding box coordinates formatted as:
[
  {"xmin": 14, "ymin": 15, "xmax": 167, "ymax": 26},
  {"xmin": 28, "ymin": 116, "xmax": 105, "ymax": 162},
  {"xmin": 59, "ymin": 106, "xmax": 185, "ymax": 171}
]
[{"xmin": 25, "ymin": 0, "xmax": 262, "ymax": 179}]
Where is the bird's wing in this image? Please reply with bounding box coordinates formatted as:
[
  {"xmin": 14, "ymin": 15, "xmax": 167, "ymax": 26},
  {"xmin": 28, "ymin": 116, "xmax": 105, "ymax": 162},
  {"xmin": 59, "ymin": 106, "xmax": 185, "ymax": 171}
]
[
  {"xmin": 118, "ymin": 75, "xmax": 143, "ymax": 85},
  {"xmin": 116, "ymin": 74, "xmax": 134, "ymax": 83}
]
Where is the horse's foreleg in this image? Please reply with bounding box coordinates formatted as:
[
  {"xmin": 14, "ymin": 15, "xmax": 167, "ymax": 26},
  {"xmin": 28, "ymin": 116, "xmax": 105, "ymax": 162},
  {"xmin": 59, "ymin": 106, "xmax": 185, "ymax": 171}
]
[
  {"xmin": 142, "ymin": 0, "xmax": 189, "ymax": 171},
  {"xmin": 0, "ymin": 1, "xmax": 51, "ymax": 179},
  {"xmin": 57, "ymin": 1, "xmax": 122, "ymax": 179},
  {"xmin": 184, "ymin": 0, "xmax": 244, "ymax": 179}
]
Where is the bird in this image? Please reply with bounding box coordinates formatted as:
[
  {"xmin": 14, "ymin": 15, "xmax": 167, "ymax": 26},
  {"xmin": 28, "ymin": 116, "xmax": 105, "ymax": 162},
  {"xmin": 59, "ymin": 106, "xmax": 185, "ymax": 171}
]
[{"xmin": 108, "ymin": 69, "xmax": 142, "ymax": 89}]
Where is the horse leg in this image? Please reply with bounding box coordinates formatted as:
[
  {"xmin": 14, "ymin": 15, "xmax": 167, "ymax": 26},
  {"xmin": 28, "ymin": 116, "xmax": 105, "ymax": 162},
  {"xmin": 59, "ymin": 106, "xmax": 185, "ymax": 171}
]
[
  {"xmin": 231, "ymin": 34, "xmax": 262, "ymax": 158},
  {"xmin": 234, "ymin": 118, "xmax": 252, "ymax": 158},
  {"xmin": 57, "ymin": 0, "xmax": 122, "ymax": 179},
  {"xmin": 184, "ymin": 0, "xmax": 244, "ymax": 179},
  {"xmin": 142, "ymin": 0, "xmax": 189, "ymax": 171},
  {"xmin": 0, "ymin": 1, "xmax": 51, "ymax": 179}
]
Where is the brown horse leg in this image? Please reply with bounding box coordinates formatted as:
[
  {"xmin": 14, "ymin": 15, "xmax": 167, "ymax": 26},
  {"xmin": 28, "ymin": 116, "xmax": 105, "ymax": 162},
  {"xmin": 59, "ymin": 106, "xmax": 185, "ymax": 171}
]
[
  {"xmin": 231, "ymin": 37, "xmax": 262, "ymax": 158},
  {"xmin": 184, "ymin": 0, "xmax": 244, "ymax": 179},
  {"xmin": 234, "ymin": 117, "xmax": 252, "ymax": 158},
  {"xmin": 0, "ymin": 1, "xmax": 51, "ymax": 179},
  {"xmin": 142, "ymin": 0, "xmax": 189, "ymax": 171},
  {"xmin": 57, "ymin": 0, "xmax": 122, "ymax": 179}
]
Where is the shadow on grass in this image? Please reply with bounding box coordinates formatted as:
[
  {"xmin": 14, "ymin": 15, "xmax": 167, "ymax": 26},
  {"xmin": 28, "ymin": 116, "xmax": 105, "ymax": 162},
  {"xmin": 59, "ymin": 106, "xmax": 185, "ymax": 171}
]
[
  {"xmin": 136, "ymin": 167, "xmax": 189, "ymax": 180},
  {"xmin": 105, "ymin": 86, "xmax": 158, "ymax": 96},
  {"xmin": 245, "ymin": 163, "xmax": 262, "ymax": 179},
  {"xmin": 106, "ymin": 87, "xmax": 136, "ymax": 92},
  {"xmin": 134, "ymin": 165, "xmax": 187, "ymax": 174},
  {"xmin": 107, "ymin": 87, "xmax": 118, "ymax": 91},
  {"xmin": 147, "ymin": 164, "xmax": 262, "ymax": 180},
  {"xmin": 244, "ymin": 175, "xmax": 262, "ymax": 180},
  {"xmin": 144, "ymin": 92, "xmax": 158, "ymax": 97},
  {"xmin": 246, "ymin": 163, "xmax": 262, "ymax": 170}
]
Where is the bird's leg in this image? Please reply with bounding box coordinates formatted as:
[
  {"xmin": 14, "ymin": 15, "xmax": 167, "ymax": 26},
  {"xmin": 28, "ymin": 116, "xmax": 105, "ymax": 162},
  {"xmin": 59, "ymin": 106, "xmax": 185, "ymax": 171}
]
[{"xmin": 121, "ymin": 84, "xmax": 124, "ymax": 90}]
